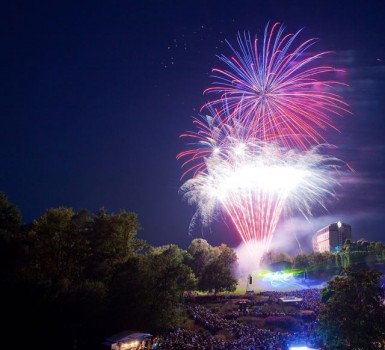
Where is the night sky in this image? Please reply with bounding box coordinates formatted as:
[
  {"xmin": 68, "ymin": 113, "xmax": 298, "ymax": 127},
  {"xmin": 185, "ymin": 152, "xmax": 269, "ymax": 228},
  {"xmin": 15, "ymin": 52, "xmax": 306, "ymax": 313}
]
[{"xmin": 2, "ymin": 0, "xmax": 385, "ymax": 254}]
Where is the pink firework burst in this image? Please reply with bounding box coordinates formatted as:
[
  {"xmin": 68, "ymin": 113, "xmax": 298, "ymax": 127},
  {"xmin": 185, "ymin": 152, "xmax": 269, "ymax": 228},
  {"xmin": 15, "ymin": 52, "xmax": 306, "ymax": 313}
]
[{"xmin": 203, "ymin": 22, "xmax": 350, "ymax": 149}]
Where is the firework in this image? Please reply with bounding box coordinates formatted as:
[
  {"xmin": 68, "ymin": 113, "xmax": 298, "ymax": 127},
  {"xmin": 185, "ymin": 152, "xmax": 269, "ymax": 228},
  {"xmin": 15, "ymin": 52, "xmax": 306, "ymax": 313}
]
[
  {"xmin": 178, "ymin": 22, "xmax": 350, "ymax": 267},
  {"xmin": 180, "ymin": 139, "xmax": 342, "ymax": 264},
  {"xmin": 203, "ymin": 22, "xmax": 350, "ymax": 149},
  {"xmin": 177, "ymin": 104, "xmax": 251, "ymax": 179}
]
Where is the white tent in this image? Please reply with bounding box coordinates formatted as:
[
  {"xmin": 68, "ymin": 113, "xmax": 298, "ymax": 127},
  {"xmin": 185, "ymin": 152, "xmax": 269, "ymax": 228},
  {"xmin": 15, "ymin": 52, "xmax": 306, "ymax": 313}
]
[{"xmin": 103, "ymin": 330, "xmax": 153, "ymax": 350}]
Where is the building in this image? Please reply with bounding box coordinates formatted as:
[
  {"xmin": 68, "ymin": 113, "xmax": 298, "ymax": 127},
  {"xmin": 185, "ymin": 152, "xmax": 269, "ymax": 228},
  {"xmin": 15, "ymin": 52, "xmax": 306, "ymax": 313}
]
[
  {"xmin": 103, "ymin": 331, "xmax": 153, "ymax": 350},
  {"xmin": 312, "ymin": 221, "xmax": 352, "ymax": 253}
]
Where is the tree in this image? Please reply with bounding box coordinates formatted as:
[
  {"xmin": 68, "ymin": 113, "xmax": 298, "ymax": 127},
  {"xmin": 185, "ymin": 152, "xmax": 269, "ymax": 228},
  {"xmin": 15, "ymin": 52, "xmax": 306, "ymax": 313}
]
[
  {"xmin": 0, "ymin": 192, "xmax": 22, "ymax": 280},
  {"xmin": 10, "ymin": 206, "xmax": 147, "ymax": 349},
  {"xmin": 26, "ymin": 207, "xmax": 92, "ymax": 287},
  {"xmin": 109, "ymin": 244, "xmax": 197, "ymax": 331},
  {"xmin": 307, "ymin": 252, "xmax": 338, "ymax": 273},
  {"xmin": 322, "ymin": 251, "xmax": 337, "ymax": 271},
  {"xmin": 374, "ymin": 241, "xmax": 384, "ymax": 254},
  {"xmin": 187, "ymin": 238, "xmax": 213, "ymax": 280},
  {"xmin": 293, "ymin": 254, "xmax": 310, "ymax": 270},
  {"xmin": 0, "ymin": 192, "xmax": 22, "ymax": 236},
  {"xmin": 186, "ymin": 240, "xmax": 238, "ymax": 294},
  {"xmin": 87, "ymin": 208, "xmax": 146, "ymax": 282},
  {"xmin": 213, "ymin": 243, "xmax": 238, "ymax": 266},
  {"xmin": 260, "ymin": 250, "xmax": 293, "ymax": 269},
  {"xmin": 318, "ymin": 267, "xmax": 385, "ymax": 349},
  {"xmin": 143, "ymin": 245, "xmax": 197, "ymax": 328},
  {"xmin": 199, "ymin": 243, "xmax": 237, "ymax": 294},
  {"xmin": 15, "ymin": 207, "xmax": 108, "ymax": 349}
]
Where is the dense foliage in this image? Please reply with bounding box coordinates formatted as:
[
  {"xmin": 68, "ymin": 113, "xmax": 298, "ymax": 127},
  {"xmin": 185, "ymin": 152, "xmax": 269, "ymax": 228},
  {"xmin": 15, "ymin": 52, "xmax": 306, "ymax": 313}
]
[
  {"xmin": 318, "ymin": 268, "xmax": 385, "ymax": 349},
  {"xmin": 187, "ymin": 239, "xmax": 238, "ymax": 294},
  {"xmin": 2, "ymin": 191, "xmax": 385, "ymax": 350},
  {"xmin": 0, "ymin": 192, "xmax": 237, "ymax": 350}
]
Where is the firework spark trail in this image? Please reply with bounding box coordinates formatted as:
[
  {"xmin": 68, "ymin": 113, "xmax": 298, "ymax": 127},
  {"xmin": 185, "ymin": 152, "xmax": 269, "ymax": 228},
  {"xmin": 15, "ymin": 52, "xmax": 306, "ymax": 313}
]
[
  {"xmin": 220, "ymin": 185, "xmax": 288, "ymax": 262},
  {"xmin": 203, "ymin": 22, "xmax": 350, "ymax": 149},
  {"xmin": 178, "ymin": 22, "xmax": 350, "ymax": 267},
  {"xmin": 177, "ymin": 105, "xmax": 242, "ymax": 179},
  {"xmin": 180, "ymin": 140, "xmax": 343, "ymax": 264},
  {"xmin": 178, "ymin": 105, "xmax": 265, "ymax": 179}
]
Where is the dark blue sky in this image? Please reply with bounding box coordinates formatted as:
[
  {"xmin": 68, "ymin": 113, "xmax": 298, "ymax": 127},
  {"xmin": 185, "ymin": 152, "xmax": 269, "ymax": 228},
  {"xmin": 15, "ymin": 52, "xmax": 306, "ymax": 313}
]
[{"xmin": 1, "ymin": 0, "xmax": 385, "ymax": 252}]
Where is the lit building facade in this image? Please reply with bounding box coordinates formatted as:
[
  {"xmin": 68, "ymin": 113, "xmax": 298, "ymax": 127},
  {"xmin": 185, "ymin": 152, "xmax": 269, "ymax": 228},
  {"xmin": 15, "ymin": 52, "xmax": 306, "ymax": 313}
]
[{"xmin": 312, "ymin": 221, "xmax": 352, "ymax": 253}]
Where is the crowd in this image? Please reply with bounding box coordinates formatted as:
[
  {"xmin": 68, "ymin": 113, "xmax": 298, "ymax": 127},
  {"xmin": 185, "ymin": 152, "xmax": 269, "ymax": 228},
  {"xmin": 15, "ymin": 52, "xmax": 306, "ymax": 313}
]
[
  {"xmin": 155, "ymin": 288, "xmax": 323, "ymax": 350},
  {"xmin": 260, "ymin": 289, "xmax": 322, "ymax": 311}
]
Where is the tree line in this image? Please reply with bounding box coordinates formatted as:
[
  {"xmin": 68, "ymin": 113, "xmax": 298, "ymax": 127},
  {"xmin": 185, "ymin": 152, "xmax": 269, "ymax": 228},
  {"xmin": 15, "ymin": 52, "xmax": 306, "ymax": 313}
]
[
  {"xmin": 2, "ymin": 191, "xmax": 384, "ymax": 349},
  {"xmin": 291, "ymin": 241, "xmax": 385, "ymax": 275},
  {"xmin": 0, "ymin": 192, "xmax": 237, "ymax": 349},
  {"xmin": 259, "ymin": 240, "xmax": 385, "ymax": 277}
]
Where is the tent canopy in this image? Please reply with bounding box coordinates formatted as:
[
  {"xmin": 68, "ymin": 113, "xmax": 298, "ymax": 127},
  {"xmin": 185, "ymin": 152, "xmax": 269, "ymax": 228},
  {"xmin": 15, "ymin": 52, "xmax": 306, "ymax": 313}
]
[{"xmin": 103, "ymin": 330, "xmax": 152, "ymax": 346}]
